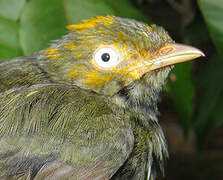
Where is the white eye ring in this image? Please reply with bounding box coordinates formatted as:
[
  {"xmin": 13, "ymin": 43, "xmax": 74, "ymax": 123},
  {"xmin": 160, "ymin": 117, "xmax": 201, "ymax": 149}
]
[{"xmin": 93, "ymin": 47, "xmax": 121, "ymax": 69}]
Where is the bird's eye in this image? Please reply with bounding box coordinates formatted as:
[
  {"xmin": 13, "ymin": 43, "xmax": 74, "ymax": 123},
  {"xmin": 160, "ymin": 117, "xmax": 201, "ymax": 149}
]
[{"xmin": 93, "ymin": 47, "xmax": 121, "ymax": 69}]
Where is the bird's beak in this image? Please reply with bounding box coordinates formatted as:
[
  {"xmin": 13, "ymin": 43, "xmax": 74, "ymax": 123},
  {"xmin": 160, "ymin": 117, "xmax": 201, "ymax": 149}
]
[{"xmin": 146, "ymin": 43, "xmax": 205, "ymax": 71}]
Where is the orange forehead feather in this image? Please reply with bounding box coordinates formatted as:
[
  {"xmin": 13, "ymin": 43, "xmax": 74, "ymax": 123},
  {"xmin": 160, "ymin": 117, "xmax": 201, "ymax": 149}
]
[{"xmin": 66, "ymin": 15, "xmax": 115, "ymax": 31}]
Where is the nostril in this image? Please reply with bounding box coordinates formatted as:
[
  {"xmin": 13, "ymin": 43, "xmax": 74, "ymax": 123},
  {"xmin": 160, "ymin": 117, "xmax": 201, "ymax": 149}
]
[{"xmin": 158, "ymin": 45, "xmax": 174, "ymax": 56}]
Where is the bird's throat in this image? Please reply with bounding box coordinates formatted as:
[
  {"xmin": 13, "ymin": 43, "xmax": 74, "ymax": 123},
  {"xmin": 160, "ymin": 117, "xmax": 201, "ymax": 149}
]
[{"xmin": 111, "ymin": 66, "xmax": 172, "ymax": 124}]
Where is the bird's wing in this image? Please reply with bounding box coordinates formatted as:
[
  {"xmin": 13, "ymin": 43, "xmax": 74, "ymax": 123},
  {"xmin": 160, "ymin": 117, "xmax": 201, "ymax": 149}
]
[{"xmin": 0, "ymin": 84, "xmax": 134, "ymax": 180}]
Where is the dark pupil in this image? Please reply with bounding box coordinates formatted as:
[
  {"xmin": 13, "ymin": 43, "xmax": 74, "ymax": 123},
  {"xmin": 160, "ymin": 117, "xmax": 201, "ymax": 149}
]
[{"xmin": 101, "ymin": 53, "xmax": 110, "ymax": 62}]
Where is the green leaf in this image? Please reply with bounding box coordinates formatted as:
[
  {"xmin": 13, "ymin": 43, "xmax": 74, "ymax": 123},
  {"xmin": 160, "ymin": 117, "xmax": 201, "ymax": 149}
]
[
  {"xmin": 0, "ymin": 0, "xmax": 26, "ymax": 60},
  {"xmin": 64, "ymin": 0, "xmax": 116, "ymax": 24},
  {"xmin": 0, "ymin": 16, "xmax": 22, "ymax": 60},
  {"xmin": 198, "ymin": 0, "xmax": 223, "ymax": 57},
  {"xmin": 0, "ymin": 0, "xmax": 26, "ymax": 21},
  {"xmin": 167, "ymin": 63, "xmax": 195, "ymax": 135},
  {"xmin": 20, "ymin": 0, "xmax": 67, "ymax": 54}
]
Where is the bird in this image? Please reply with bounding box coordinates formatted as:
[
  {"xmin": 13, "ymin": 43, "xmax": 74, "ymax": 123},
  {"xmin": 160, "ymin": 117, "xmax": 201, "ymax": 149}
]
[{"xmin": 0, "ymin": 15, "xmax": 204, "ymax": 180}]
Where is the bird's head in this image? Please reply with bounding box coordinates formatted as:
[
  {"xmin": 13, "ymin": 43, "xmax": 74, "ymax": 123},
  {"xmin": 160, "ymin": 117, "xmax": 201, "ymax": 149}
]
[{"xmin": 40, "ymin": 16, "xmax": 204, "ymax": 99}]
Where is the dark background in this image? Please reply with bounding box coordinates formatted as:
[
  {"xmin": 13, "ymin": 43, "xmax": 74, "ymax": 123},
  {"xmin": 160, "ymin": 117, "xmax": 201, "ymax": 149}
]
[{"xmin": 0, "ymin": 0, "xmax": 222, "ymax": 179}]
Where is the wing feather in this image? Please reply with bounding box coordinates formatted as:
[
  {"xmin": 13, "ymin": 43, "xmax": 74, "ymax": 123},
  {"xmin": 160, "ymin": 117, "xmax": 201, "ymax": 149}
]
[{"xmin": 0, "ymin": 84, "xmax": 134, "ymax": 179}]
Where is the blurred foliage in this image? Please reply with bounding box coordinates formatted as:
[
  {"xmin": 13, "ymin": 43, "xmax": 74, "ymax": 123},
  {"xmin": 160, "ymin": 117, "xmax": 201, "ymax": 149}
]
[
  {"xmin": 0, "ymin": 0, "xmax": 222, "ymax": 146},
  {"xmin": 195, "ymin": 0, "xmax": 223, "ymax": 145},
  {"xmin": 194, "ymin": 55, "xmax": 223, "ymax": 146}
]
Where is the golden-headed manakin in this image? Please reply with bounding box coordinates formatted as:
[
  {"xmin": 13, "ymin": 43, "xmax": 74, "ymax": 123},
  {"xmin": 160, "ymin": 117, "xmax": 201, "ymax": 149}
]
[{"xmin": 0, "ymin": 16, "xmax": 204, "ymax": 180}]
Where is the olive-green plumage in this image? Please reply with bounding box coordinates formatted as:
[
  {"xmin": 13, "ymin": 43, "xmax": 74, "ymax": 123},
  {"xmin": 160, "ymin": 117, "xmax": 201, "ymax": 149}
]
[{"xmin": 0, "ymin": 16, "xmax": 176, "ymax": 180}]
